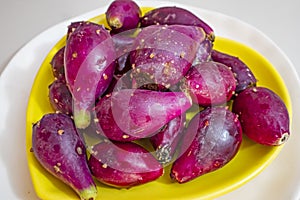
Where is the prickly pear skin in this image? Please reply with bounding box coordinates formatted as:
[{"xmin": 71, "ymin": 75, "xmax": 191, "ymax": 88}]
[
  {"xmin": 65, "ymin": 21, "xmax": 116, "ymax": 100},
  {"xmin": 106, "ymin": 0, "xmax": 141, "ymax": 34},
  {"xmin": 150, "ymin": 114, "xmax": 186, "ymax": 164},
  {"xmin": 50, "ymin": 46, "xmax": 65, "ymax": 82},
  {"xmin": 193, "ymin": 38, "xmax": 213, "ymax": 65},
  {"xmin": 232, "ymin": 87, "xmax": 290, "ymax": 146},
  {"xmin": 64, "ymin": 21, "xmax": 116, "ymax": 128},
  {"xmin": 88, "ymin": 141, "xmax": 164, "ymax": 188},
  {"xmin": 31, "ymin": 113, "xmax": 97, "ymax": 200},
  {"xmin": 140, "ymin": 6, "xmax": 215, "ymax": 41},
  {"xmin": 171, "ymin": 107, "xmax": 242, "ymax": 183},
  {"xmin": 183, "ymin": 61, "xmax": 236, "ymax": 106},
  {"xmin": 66, "ymin": 21, "xmax": 85, "ymax": 39},
  {"xmin": 48, "ymin": 80, "xmax": 73, "ymax": 115},
  {"xmin": 211, "ymin": 50, "xmax": 257, "ymax": 93},
  {"xmin": 93, "ymin": 92, "xmax": 139, "ymax": 142},
  {"xmin": 93, "ymin": 89, "xmax": 192, "ymax": 141},
  {"xmin": 130, "ymin": 25, "xmax": 206, "ymax": 88}
]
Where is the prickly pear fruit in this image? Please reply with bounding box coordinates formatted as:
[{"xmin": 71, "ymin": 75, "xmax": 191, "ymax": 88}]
[
  {"xmin": 88, "ymin": 141, "xmax": 164, "ymax": 188},
  {"xmin": 232, "ymin": 86, "xmax": 290, "ymax": 145},
  {"xmin": 31, "ymin": 113, "xmax": 97, "ymax": 200},
  {"xmin": 171, "ymin": 107, "xmax": 242, "ymax": 183}
]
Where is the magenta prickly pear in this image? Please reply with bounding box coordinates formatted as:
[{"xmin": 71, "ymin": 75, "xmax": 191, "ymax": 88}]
[
  {"xmin": 232, "ymin": 86, "xmax": 290, "ymax": 145},
  {"xmin": 67, "ymin": 21, "xmax": 85, "ymax": 39},
  {"xmin": 140, "ymin": 6, "xmax": 215, "ymax": 41},
  {"xmin": 130, "ymin": 25, "xmax": 206, "ymax": 89},
  {"xmin": 50, "ymin": 46, "xmax": 65, "ymax": 82},
  {"xmin": 182, "ymin": 61, "xmax": 236, "ymax": 106},
  {"xmin": 31, "ymin": 113, "xmax": 97, "ymax": 199},
  {"xmin": 106, "ymin": 0, "xmax": 141, "ymax": 33},
  {"xmin": 211, "ymin": 49, "xmax": 257, "ymax": 93},
  {"xmin": 150, "ymin": 114, "xmax": 186, "ymax": 164},
  {"xmin": 171, "ymin": 107, "xmax": 242, "ymax": 183},
  {"xmin": 93, "ymin": 89, "xmax": 192, "ymax": 141},
  {"xmin": 48, "ymin": 80, "xmax": 73, "ymax": 115},
  {"xmin": 88, "ymin": 141, "xmax": 164, "ymax": 188},
  {"xmin": 92, "ymin": 91, "xmax": 138, "ymax": 142},
  {"xmin": 65, "ymin": 21, "xmax": 116, "ymax": 129}
]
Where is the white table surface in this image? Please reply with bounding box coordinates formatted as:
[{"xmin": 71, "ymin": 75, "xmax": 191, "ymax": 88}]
[{"xmin": 0, "ymin": 0, "xmax": 299, "ymax": 199}]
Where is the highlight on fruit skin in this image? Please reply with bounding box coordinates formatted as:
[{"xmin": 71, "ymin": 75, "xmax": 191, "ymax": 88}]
[{"xmin": 182, "ymin": 61, "xmax": 236, "ymax": 106}]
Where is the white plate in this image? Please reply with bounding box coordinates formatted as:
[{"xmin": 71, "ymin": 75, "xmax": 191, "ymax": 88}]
[{"xmin": 1, "ymin": 1, "xmax": 300, "ymax": 199}]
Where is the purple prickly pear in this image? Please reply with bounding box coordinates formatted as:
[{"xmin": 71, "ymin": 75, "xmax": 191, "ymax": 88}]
[{"xmin": 31, "ymin": 113, "xmax": 97, "ymax": 199}]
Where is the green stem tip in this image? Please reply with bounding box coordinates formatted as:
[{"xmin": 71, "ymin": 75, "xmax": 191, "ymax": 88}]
[{"xmin": 74, "ymin": 109, "xmax": 91, "ymax": 129}]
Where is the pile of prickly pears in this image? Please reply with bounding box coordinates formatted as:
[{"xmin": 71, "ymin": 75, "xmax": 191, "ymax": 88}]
[{"xmin": 31, "ymin": 0, "xmax": 290, "ymax": 199}]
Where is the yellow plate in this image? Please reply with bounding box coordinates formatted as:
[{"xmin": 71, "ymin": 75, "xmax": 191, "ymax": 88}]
[{"xmin": 26, "ymin": 7, "xmax": 292, "ymax": 200}]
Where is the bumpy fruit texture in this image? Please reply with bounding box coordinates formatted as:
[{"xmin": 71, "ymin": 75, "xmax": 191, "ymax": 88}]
[
  {"xmin": 130, "ymin": 25, "xmax": 206, "ymax": 89},
  {"xmin": 106, "ymin": 0, "xmax": 141, "ymax": 33},
  {"xmin": 211, "ymin": 49, "xmax": 257, "ymax": 93},
  {"xmin": 140, "ymin": 6, "xmax": 215, "ymax": 41},
  {"xmin": 50, "ymin": 46, "xmax": 65, "ymax": 82},
  {"xmin": 171, "ymin": 107, "xmax": 242, "ymax": 183},
  {"xmin": 65, "ymin": 21, "xmax": 116, "ymax": 129},
  {"xmin": 93, "ymin": 89, "xmax": 192, "ymax": 141},
  {"xmin": 31, "ymin": 113, "xmax": 97, "ymax": 200},
  {"xmin": 66, "ymin": 21, "xmax": 85, "ymax": 39},
  {"xmin": 232, "ymin": 87, "xmax": 290, "ymax": 145},
  {"xmin": 150, "ymin": 114, "xmax": 186, "ymax": 164},
  {"xmin": 48, "ymin": 80, "xmax": 73, "ymax": 115},
  {"xmin": 92, "ymin": 90, "xmax": 138, "ymax": 142},
  {"xmin": 183, "ymin": 61, "xmax": 236, "ymax": 106},
  {"xmin": 88, "ymin": 141, "xmax": 164, "ymax": 188}
]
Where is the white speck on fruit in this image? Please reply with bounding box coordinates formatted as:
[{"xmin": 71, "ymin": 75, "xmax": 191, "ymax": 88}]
[
  {"xmin": 72, "ymin": 52, "xmax": 77, "ymax": 59},
  {"xmin": 180, "ymin": 52, "xmax": 185, "ymax": 58},
  {"xmin": 122, "ymin": 134, "xmax": 129, "ymax": 139},
  {"xmin": 57, "ymin": 129, "xmax": 64, "ymax": 135},
  {"xmin": 150, "ymin": 53, "xmax": 155, "ymax": 58},
  {"xmin": 102, "ymin": 163, "xmax": 108, "ymax": 168},
  {"xmin": 103, "ymin": 73, "xmax": 108, "ymax": 80},
  {"xmin": 76, "ymin": 147, "xmax": 83, "ymax": 155},
  {"xmin": 53, "ymin": 165, "xmax": 62, "ymax": 173}
]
